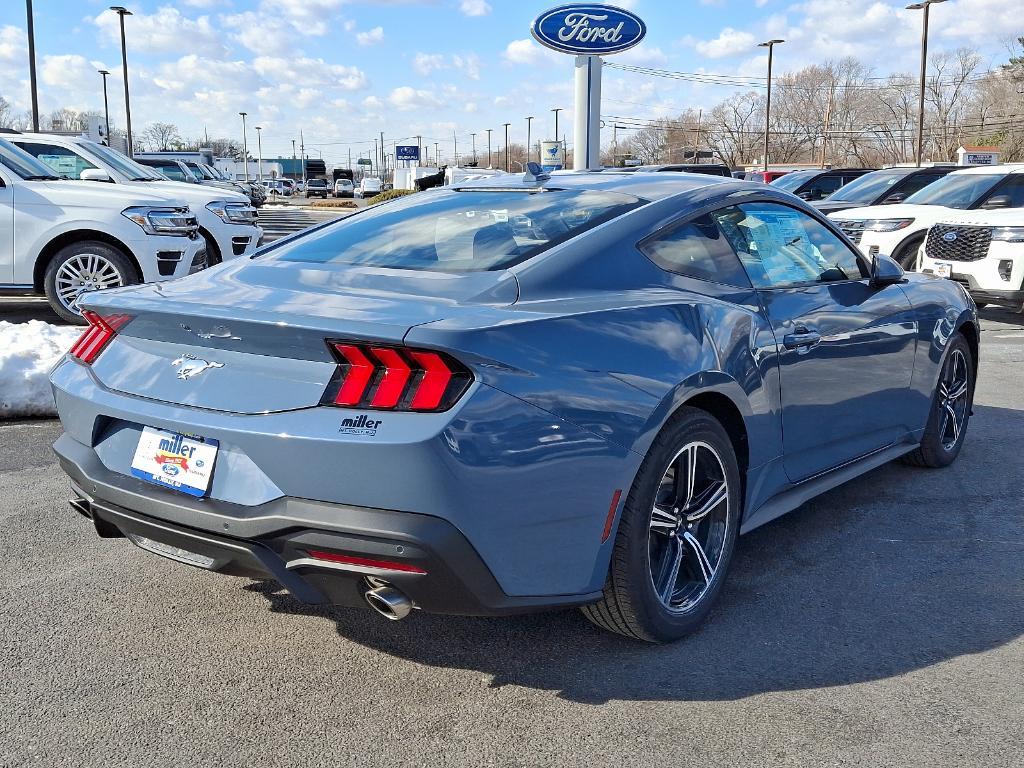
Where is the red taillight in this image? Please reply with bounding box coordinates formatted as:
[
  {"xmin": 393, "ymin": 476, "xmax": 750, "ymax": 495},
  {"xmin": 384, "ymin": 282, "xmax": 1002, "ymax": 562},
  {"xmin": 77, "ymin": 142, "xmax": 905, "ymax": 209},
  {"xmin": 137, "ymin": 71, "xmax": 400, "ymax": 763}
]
[
  {"xmin": 305, "ymin": 549, "xmax": 427, "ymax": 574},
  {"xmin": 68, "ymin": 311, "xmax": 130, "ymax": 364},
  {"xmin": 322, "ymin": 341, "xmax": 471, "ymax": 412}
]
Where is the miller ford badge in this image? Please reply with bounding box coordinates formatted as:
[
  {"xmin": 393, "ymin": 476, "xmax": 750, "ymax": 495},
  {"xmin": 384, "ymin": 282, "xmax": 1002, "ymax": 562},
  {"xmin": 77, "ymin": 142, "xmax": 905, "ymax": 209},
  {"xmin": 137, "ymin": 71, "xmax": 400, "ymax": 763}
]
[{"xmin": 531, "ymin": 4, "xmax": 646, "ymax": 56}]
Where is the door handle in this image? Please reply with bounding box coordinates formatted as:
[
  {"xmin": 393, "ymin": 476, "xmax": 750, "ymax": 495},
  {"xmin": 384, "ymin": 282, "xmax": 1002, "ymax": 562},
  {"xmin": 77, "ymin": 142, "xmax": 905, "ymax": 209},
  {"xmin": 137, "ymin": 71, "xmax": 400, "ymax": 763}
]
[{"xmin": 783, "ymin": 328, "xmax": 822, "ymax": 350}]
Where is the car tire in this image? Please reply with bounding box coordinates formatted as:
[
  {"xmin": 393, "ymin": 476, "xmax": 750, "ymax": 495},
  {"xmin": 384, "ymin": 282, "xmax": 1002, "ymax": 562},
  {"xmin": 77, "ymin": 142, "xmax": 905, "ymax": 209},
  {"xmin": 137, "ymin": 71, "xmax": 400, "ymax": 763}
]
[
  {"xmin": 581, "ymin": 407, "xmax": 741, "ymax": 642},
  {"xmin": 43, "ymin": 240, "xmax": 139, "ymax": 325},
  {"xmin": 202, "ymin": 233, "xmax": 222, "ymax": 266},
  {"xmin": 901, "ymin": 333, "xmax": 974, "ymax": 468},
  {"xmin": 894, "ymin": 234, "xmax": 925, "ymax": 270}
]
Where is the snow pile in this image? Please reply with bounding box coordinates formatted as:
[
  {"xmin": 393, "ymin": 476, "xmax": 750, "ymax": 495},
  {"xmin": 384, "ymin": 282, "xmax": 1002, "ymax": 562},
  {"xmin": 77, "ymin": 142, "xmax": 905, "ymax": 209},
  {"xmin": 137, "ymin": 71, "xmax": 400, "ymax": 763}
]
[{"xmin": 0, "ymin": 321, "xmax": 81, "ymax": 418}]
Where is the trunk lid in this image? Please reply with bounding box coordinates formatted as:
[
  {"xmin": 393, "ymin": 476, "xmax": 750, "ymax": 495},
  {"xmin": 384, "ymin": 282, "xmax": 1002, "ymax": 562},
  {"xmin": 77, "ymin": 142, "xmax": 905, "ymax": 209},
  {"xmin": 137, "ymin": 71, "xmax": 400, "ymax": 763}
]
[{"xmin": 81, "ymin": 258, "xmax": 517, "ymax": 414}]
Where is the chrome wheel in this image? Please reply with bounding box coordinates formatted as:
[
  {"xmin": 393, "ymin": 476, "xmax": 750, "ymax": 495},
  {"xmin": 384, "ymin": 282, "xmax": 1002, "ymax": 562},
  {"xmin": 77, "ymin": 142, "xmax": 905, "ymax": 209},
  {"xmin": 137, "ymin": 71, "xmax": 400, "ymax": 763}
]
[
  {"xmin": 648, "ymin": 441, "xmax": 730, "ymax": 613},
  {"xmin": 53, "ymin": 252, "xmax": 126, "ymax": 313},
  {"xmin": 937, "ymin": 348, "xmax": 970, "ymax": 451}
]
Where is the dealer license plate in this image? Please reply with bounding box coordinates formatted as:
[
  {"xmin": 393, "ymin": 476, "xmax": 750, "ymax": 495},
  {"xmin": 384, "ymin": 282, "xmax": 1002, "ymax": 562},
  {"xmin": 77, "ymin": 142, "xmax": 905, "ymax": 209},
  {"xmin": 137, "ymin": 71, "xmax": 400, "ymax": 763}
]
[
  {"xmin": 934, "ymin": 261, "xmax": 952, "ymax": 279},
  {"xmin": 130, "ymin": 426, "xmax": 219, "ymax": 497}
]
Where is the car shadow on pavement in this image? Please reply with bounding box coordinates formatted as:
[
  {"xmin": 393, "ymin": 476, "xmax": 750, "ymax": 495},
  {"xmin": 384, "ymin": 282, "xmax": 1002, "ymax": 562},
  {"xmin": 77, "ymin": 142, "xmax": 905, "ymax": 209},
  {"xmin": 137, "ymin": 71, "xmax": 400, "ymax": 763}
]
[
  {"xmin": 980, "ymin": 305, "xmax": 1024, "ymax": 327},
  {"xmin": 249, "ymin": 402, "xmax": 1024, "ymax": 704}
]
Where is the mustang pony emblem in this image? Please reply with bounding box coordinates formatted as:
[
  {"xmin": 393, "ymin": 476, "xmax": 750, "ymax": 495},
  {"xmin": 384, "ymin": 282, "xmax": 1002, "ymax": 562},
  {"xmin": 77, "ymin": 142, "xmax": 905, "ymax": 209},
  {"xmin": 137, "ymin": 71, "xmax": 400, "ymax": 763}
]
[{"xmin": 171, "ymin": 355, "xmax": 224, "ymax": 380}]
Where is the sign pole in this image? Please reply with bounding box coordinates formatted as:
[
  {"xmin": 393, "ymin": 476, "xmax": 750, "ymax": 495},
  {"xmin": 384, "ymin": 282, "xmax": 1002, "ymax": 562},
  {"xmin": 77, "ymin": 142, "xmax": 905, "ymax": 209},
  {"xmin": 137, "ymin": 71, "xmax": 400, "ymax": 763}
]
[{"xmin": 573, "ymin": 55, "xmax": 602, "ymax": 170}]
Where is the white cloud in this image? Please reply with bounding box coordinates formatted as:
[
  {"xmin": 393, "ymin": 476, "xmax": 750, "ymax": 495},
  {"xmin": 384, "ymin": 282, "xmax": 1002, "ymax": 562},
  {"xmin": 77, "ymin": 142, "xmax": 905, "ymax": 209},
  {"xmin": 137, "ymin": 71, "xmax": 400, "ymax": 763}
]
[
  {"xmin": 452, "ymin": 53, "xmax": 481, "ymax": 80},
  {"xmin": 251, "ymin": 56, "xmax": 368, "ymax": 90},
  {"xmin": 502, "ymin": 38, "xmax": 558, "ymax": 66},
  {"xmin": 356, "ymin": 26, "xmax": 384, "ymax": 47},
  {"xmin": 387, "ymin": 86, "xmax": 444, "ymax": 111},
  {"xmin": 692, "ymin": 28, "xmax": 757, "ymax": 59},
  {"xmin": 183, "ymin": 0, "xmax": 222, "ymax": 7},
  {"xmin": 460, "ymin": 0, "xmax": 492, "ymax": 17},
  {"xmin": 413, "ymin": 53, "xmax": 446, "ymax": 76},
  {"xmin": 617, "ymin": 45, "xmax": 669, "ymax": 67},
  {"xmin": 92, "ymin": 7, "xmax": 225, "ymax": 57}
]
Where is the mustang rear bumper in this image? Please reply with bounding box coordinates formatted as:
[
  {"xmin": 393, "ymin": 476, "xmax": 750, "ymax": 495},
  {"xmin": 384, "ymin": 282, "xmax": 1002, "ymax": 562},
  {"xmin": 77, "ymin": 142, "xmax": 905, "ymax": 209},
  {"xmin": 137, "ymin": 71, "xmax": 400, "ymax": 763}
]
[{"xmin": 54, "ymin": 433, "xmax": 602, "ymax": 616}]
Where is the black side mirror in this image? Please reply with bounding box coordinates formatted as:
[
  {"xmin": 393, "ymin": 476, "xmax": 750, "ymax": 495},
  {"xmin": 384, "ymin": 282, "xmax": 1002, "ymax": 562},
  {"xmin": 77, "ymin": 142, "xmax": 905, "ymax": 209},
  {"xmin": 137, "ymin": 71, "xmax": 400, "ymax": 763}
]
[
  {"xmin": 883, "ymin": 192, "xmax": 907, "ymax": 204},
  {"xmin": 981, "ymin": 194, "xmax": 1011, "ymax": 209},
  {"xmin": 870, "ymin": 253, "xmax": 905, "ymax": 287}
]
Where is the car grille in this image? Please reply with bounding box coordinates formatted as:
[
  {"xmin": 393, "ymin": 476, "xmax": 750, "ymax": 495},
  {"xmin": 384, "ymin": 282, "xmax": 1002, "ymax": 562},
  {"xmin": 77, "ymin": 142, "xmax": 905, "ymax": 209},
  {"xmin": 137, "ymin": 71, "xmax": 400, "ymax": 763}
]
[
  {"xmin": 926, "ymin": 224, "xmax": 992, "ymax": 262},
  {"xmin": 838, "ymin": 220, "xmax": 865, "ymax": 245}
]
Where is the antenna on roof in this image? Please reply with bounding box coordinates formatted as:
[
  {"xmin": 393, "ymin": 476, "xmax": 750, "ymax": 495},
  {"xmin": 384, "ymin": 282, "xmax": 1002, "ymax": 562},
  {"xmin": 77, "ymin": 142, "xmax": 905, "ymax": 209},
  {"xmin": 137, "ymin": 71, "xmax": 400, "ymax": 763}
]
[{"xmin": 523, "ymin": 161, "xmax": 550, "ymax": 184}]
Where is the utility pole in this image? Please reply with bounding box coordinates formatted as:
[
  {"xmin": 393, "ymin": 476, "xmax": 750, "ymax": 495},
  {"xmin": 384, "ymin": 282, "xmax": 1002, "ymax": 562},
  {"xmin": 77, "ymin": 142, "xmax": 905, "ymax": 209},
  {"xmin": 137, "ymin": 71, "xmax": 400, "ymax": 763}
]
[
  {"xmin": 110, "ymin": 6, "xmax": 134, "ymax": 155},
  {"xmin": 300, "ymin": 129, "xmax": 306, "ymax": 189},
  {"xmin": 551, "ymin": 107, "xmax": 562, "ymax": 146},
  {"xmin": 907, "ymin": 0, "xmax": 946, "ymax": 167},
  {"xmin": 348, "ymin": 147, "xmax": 352, "ymax": 173},
  {"xmin": 503, "ymin": 122, "xmax": 511, "ymax": 172},
  {"xmin": 612, "ymin": 123, "xmax": 618, "ymax": 167},
  {"xmin": 416, "ymin": 135, "xmax": 422, "ymax": 167},
  {"xmin": 239, "ymin": 112, "xmax": 249, "ymax": 183},
  {"xmin": 98, "ymin": 70, "xmax": 112, "ymax": 144},
  {"xmin": 486, "ymin": 128, "xmax": 492, "ymax": 168},
  {"xmin": 255, "ymin": 126, "xmax": 263, "ymax": 182},
  {"xmin": 525, "ymin": 116, "xmax": 534, "ymax": 163},
  {"xmin": 435, "ymin": 142, "xmax": 440, "ymax": 166},
  {"xmin": 757, "ymin": 39, "xmax": 784, "ymax": 172},
  {"xmin": 373, "ymin": 138, "xmax": 378, "ymax": 175},
  {"xmin": 25, "ymin": 1, "xmax": 40, "ymax": 132},
  {"xmin": 470, "ymin": 133, "xmax": 477, "ymax": 166},
  {"xmin": 380, "ymin": 131, "xmax": 385, "ymax": 177},
  {"xmin": 820, "ymin": 89, "xmax": 834, "ymax": 168},
  {"xmin": 453, "ymin": 130, "xmax": 458, "ymax": 167}
]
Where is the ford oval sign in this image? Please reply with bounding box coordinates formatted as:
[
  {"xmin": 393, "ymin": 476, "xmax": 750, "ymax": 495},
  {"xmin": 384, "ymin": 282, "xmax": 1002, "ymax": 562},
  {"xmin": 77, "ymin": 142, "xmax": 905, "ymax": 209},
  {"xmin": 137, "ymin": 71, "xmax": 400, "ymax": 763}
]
[
  {"xmin": 531, "ymin": 4, "xmax": 646, "ymax": 56},
  {"xmin": 943, "ymin": 231, "xmax": 958, "ymax": 242}
]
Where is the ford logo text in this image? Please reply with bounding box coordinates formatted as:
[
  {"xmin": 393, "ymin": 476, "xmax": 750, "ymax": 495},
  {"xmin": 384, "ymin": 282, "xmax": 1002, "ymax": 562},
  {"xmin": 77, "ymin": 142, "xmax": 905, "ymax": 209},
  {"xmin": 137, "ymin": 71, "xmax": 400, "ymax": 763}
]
[{"xmin": 531, "ymin": 4, "xmax": 646, "ymax": 56}]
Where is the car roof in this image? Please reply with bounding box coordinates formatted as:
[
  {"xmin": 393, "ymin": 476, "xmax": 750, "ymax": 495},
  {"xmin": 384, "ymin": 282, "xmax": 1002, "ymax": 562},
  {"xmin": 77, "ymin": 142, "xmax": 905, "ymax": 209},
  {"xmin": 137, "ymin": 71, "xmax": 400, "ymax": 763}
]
[
  {"xmin": 451, "ymin": 169, "xmax": 741, "ymax": 201},
  {"xmin": 949, "ymin": 163, "xmax": 1024, "ymax": 176}
]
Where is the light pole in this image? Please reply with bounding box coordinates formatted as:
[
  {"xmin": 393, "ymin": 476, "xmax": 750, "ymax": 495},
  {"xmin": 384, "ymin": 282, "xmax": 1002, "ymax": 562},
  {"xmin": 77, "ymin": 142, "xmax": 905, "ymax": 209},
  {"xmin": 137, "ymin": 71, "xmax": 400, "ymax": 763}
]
[
  {"xmin": 470, "ymin": 132, "xmax": 477, "ymax": 166},
  {"xmin": 907, "ymin": 0, "xmax": 946, "ymax": 167},
  {"xmin": 486, "ymin": 129, "xmax": 492, "ymax": 168},
  {"xmin": 239, "ymin": 112, "xmax": 249, "ymax": 182},
  {"xmin": 25, "ymin": 1, "xmax": 39, "ymax": 132},
  {"xmin": 757, "ymin": 39, "xmax": 784, "ymax": 172},
  {"xmin": 551, "ymin": 107, "xmax": 562, "ymax": 154},
  {"xmin": 503, "ymin": 122, "xmax": 511, "ymax": 172},
  {"xmin": 526, "ymin": 116, "xmax": 534, "ymax": 163},
  {"xmin": 254, "ymin": 126, "xmax": 263, "ymax": 183},
  {"xmin": 435, "ymin": 142, "xmax": 440, "ymax": 166},
  {"xmin": 98, "ymin": 70, "xmax": 112, "ymax": 144},
  {"xmin": 110, "ymin": 6, "xmax": 134, "ymax": 155}
]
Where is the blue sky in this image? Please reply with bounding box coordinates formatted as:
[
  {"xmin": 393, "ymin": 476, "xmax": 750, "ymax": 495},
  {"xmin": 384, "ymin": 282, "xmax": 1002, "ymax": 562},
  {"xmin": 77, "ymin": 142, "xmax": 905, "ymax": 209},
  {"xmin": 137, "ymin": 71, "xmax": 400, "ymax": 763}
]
[{"xmin": 0, "ymin": 0, "xmax": 1019, "ymax": 166}]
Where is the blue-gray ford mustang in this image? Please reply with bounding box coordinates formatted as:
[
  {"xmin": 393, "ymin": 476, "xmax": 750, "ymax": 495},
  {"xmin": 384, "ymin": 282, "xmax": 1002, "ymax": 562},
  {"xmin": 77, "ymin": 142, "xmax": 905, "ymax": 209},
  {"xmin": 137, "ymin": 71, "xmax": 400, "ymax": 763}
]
[{"xmin": 50, "ymin": 170, "xmax": 978, "ymax": 642}]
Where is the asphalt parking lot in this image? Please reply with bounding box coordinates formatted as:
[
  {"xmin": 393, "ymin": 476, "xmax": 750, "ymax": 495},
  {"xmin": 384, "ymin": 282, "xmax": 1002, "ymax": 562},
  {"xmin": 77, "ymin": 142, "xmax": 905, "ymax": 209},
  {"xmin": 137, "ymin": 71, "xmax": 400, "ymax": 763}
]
[{"xmin": 1, "ymin": 307, "xmax": 1022, "ymax": 767}]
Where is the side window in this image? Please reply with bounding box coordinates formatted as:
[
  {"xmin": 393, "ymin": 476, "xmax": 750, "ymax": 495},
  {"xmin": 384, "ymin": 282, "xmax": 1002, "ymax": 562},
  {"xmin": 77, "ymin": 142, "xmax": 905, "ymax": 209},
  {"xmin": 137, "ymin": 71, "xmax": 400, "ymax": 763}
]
[
  {"xmin": 14, "ymin": 142, "xmax": 97, "ymax": 179},
  {"xmin": 713, "ymin": 203, "xmax": 867, "ymax": 288},
  {"xmin": 639, "ymin": 214, "xmax": 751, "ymax": 287},
  {"xmin": 985, "ymin": 175, "xmax": 1024, "ymax": 207},
  {"xmin": 805, "ymin": 174, "xmax": 844, "ymax": 199},
  {"xmin": 896, "ymin": 173, "xmax": 943, "ymax": 198}
]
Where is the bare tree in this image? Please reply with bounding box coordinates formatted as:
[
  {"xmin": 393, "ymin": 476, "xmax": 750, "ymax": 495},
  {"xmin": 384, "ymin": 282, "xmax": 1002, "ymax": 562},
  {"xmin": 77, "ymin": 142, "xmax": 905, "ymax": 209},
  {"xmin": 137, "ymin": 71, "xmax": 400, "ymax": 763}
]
[
  {"xmin": 0, "ymin": 96, "xmax": 11, "ymax": 129},
  {"xmin": 140, "ymin": 122, "xmax": 182, "ymax": 151}
]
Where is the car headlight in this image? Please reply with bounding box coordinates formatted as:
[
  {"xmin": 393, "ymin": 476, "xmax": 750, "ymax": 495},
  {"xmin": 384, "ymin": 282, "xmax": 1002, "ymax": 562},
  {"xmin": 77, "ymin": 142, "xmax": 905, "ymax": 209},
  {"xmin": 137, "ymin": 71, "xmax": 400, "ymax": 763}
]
[
  {"xmin": 206, "ymin": 200, "xmax": 258, "ymax": 225},
  {"xmin": 863, "ymin": 218, "xmax": 915, "ymax": 232},
  {"xmin": 121, "ymin": 206, "xmax": 197, "ymax": 236},
  {"xmin": 991, "ymin": 226, "xmax": 1024, "ymax": 242}
]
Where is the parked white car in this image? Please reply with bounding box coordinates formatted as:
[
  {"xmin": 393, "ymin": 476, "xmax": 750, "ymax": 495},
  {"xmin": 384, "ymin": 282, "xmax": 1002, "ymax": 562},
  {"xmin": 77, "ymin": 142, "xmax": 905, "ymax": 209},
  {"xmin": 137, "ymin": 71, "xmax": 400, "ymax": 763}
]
[
  {"xmin": 357, "ymin": 177, "xmax": 382, "ymax": 199},
  {"xmin": 919, "ymin": 208, "xmax": 1024, "ymax": 310},
  {"xmin": 828, "ymin": 164, "xmax": 1024, "ymax": 268},
  {"xmin": 10, "ymin": 134, "xmax": 261, "ymax": 265},
  {"xmin": 0, "ymin": 138, "xmax": 204, "ymax": 323}
]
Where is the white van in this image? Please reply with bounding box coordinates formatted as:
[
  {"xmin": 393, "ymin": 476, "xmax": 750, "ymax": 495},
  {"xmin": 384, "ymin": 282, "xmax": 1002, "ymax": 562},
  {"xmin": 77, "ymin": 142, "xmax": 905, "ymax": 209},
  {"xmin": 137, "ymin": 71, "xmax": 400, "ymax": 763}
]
[{"xmin": 357, "ymin": 177, "xmax": 382, "ymax": 199}]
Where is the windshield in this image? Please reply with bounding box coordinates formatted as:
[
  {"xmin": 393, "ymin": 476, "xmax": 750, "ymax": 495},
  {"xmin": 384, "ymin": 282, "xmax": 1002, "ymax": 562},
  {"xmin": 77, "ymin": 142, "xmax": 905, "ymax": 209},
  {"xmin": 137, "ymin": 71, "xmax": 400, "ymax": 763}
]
[
  {"xmin": 903, "ymin": 172, "xmax": 1005, "ymax": 208},
  {"xmin": 827, "ymin": 170, "xmax": 909, "ymax": 203},
  {"xmin": 0, "ymin": 138, "xmax": 60, "ymax": 179},
  {"xmin": 85, "ymin": 142, "xmax": 163, "ymax": 181},
  {"xmin": 270, "ymin": 188, "xmax": 644, "ymax": 272},
  {"xmin": 184, "ymin": 163, "xmax": 206, "ymax": 181},
  {"xmin": 770, "ymin": 170, "xmax": 817, "ymax": 192}
]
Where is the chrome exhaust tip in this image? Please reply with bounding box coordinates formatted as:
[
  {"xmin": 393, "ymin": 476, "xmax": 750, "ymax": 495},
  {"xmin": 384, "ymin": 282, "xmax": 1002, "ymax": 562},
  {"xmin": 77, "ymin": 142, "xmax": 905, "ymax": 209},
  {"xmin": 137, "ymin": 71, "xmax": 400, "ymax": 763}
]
[{"xmin": 364, "ymin": 585, "xmax": 413, "ymax": 621}]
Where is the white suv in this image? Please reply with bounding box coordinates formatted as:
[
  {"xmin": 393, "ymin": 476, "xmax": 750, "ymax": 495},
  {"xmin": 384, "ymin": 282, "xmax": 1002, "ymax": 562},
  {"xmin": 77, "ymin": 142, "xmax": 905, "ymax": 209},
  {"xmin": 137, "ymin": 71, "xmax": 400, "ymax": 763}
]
[
  {"xmin": 919, "ymin": 209, "xmax": 1024, "ymax": 310},
  {"xmin": 828, "ymin": 164, "xmax": 1024, "ymax": 268},
  {"xmin": 0, "ymin": 138, "xmax": 204, "ymax": 323},
  {"xmin": 10, "ymin": 134, "xmax": 262, "ymax": 266}
]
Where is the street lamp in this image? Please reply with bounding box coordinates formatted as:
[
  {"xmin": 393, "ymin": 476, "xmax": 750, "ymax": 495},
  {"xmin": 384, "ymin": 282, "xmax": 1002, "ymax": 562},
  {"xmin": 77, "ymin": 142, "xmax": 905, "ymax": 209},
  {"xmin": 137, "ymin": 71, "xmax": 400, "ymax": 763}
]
[
  {"xmin": 470, "ymin": 132, "xmax": 477, "ymax": 166},
  {"xmin": 907, "ymin": 0, "xmax": 946, "ymax": 167},
  {"xmin": 551, "ymin": 107, "xmax": 562, "ymax": 144},
  {"xmin": 486, "ymin": 128, "xmax": 492, "ymax": 168},
  {"xmin": 109, "ymin": 6, "xmax": 134, "ymax": 156},
  {"xmin": 254, "ymin": 126, "xmax": 263, "ymax": 183},
  {"xmin": 503, "ymin": 122, "xmax": 511, "ymax": 172},
  {"xmin": 757, "ymin": 39, "xmax": 784, "ymax": 172},
  {"xmin": 526, "ymin": 116, "xmax": 534, "ymax": 163},
  {"xmin": 25, "ymin": 1, "xmax": 39, "ymax": 132},
  {"xmin": 239, "ymin": 112, "xmax": 249, "ymax": 183},
  {"xmin": 98, "ymin": 70, "xmax": 112, "ymax": 145}
]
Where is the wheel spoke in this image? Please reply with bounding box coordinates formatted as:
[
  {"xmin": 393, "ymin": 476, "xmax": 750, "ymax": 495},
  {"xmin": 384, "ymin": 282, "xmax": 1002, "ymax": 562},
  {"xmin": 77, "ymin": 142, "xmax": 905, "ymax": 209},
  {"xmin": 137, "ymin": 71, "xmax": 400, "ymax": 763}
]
[
  {"xmin": 685, "ymin": 479, "xmax": 727, "ymax": 523},
  {"xmin": 682, "ymin": 531, "xmax": 714, "ymax": 584},
  {"xmin": 944, "ymin": 403, "xmax": 960, "ymax": 445},
  {"xmin": 681, "ymin": 444, "xmax": 697, "ymax": 508},
  {"xmin": 946, "ymin": 379, "xmax": 968, "ymax": 402},
  {"xmin": 656, "ymin": 536, "xmax": 683, "ymax": 602},
  {"xmin": 649, "ymin": 505, "xmax": 679, "ymax": 535}
]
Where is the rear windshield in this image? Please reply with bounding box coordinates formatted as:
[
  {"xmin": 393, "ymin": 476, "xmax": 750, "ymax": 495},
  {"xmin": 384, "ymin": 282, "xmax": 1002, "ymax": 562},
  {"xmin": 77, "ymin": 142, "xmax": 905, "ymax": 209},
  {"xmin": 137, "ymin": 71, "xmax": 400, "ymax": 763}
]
[
  {"xmin": 770, "ymin": 170, "xmax": 817, "ymax": 191},
  {"xmin": 269, "ymin": 188, "xmax": 644, "ymax": 271},
  {"xmin": 827, "ymin": 170, "xmax": 909, "ymax": 203}
]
